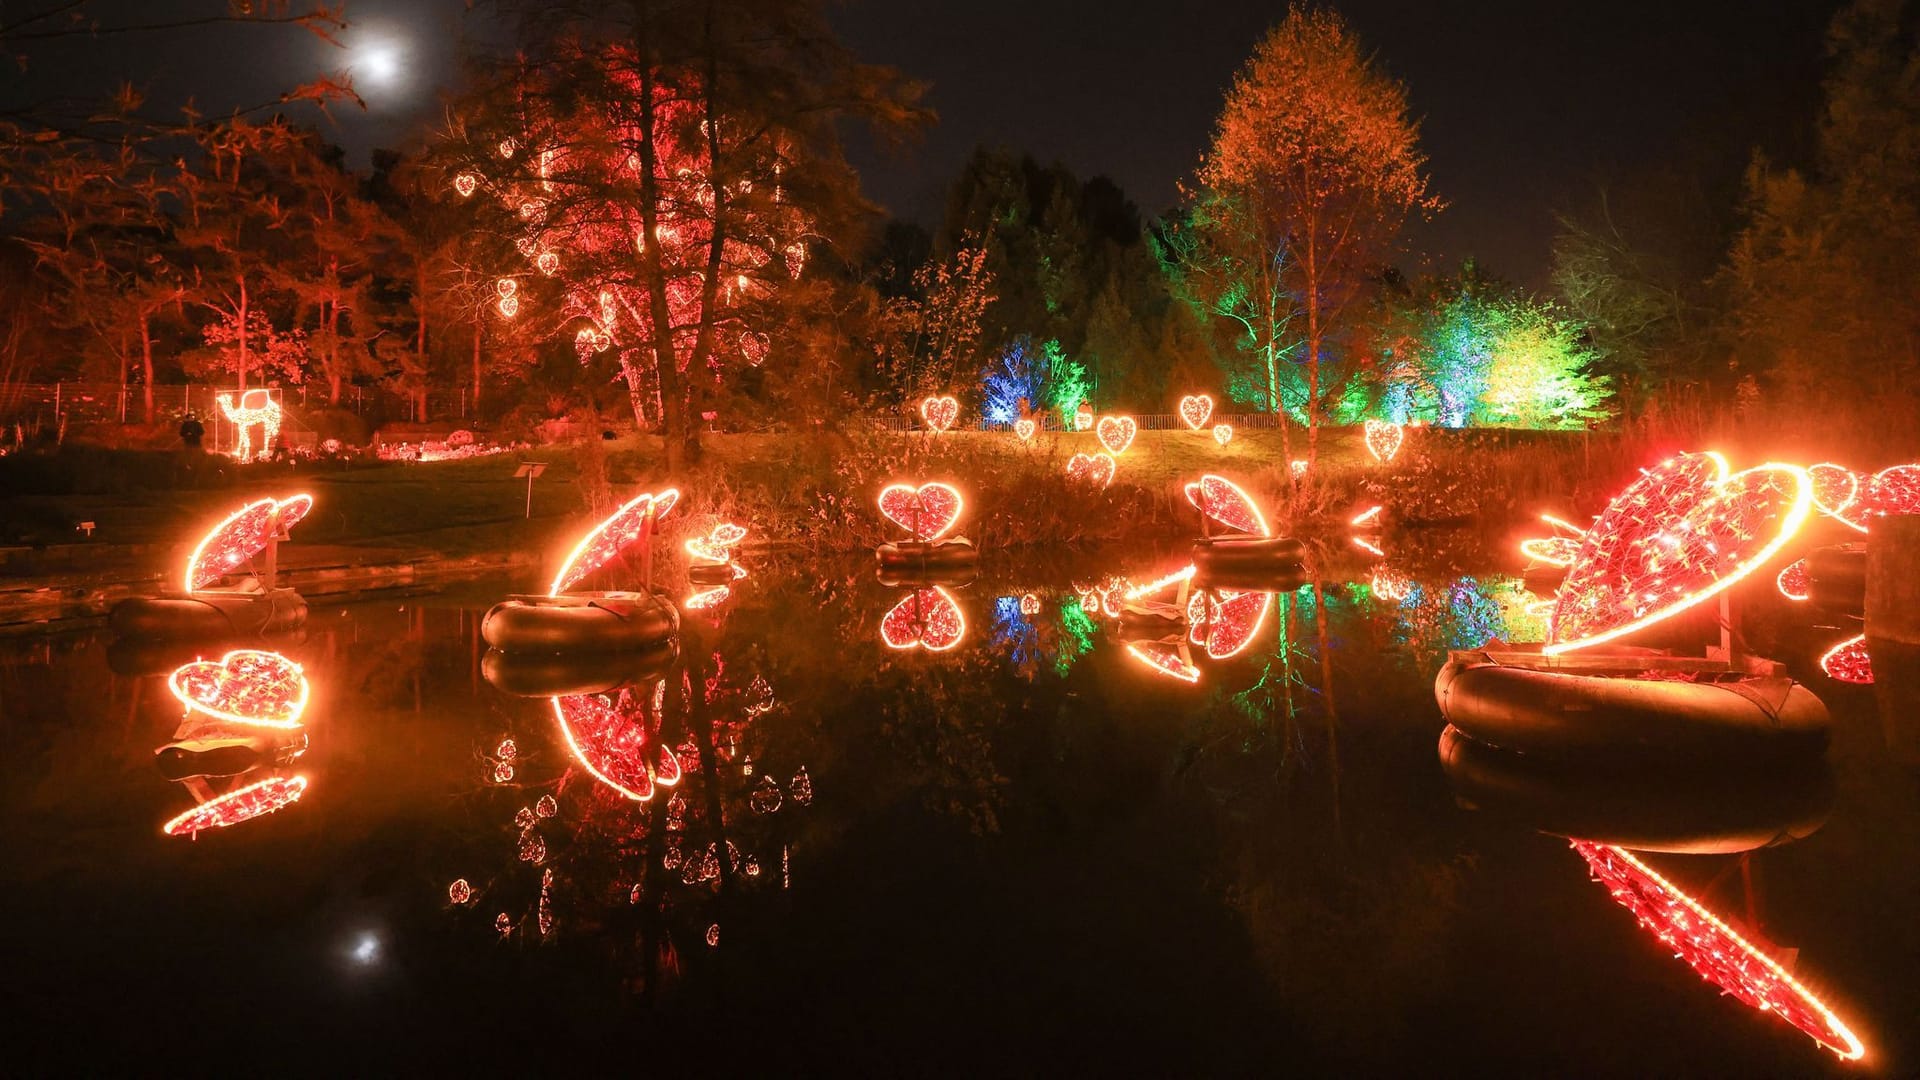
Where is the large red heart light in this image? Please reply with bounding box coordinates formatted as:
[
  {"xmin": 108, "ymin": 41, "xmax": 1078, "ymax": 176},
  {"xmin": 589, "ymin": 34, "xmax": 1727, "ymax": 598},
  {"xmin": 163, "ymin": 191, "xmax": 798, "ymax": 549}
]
[
  {"xmin": 1096, "ymin": 415, "xmax": 1137, "ymax": 455},
  {"xmin": 1066, "ymin": 452, "xmax": 1116, "ymax": 489},
  {"xmin": 919, "ymin": 395, "xmax": 959, "ymax": 433},
  {"xmin": 162, "ymin": 775, "xmax": 308, "ymax": 837},
  {"xmin": 878, "ymin": 482, "xmax": 964, "ymax": 541},
  {"xmin": 1178, "ymin": 394, "xmax": 1214, "ymax": 431},
  {"xmin": 879, "ymin": 587, "xmax": 966, "ymax": 652},
  {"xmin": 168, "ymin": 649, "xmax": 310, "ymax": 730},
  {"xmin": 1363, "ymin": 419, "xmax": 1404, "ymax": 463},
  {"xmin": 186, "ymin": 493, "xmax": 314, "ymax": 592},
  {"xmin": 1185, "ymin": 589, "xmax": 1273, "ymax": 659},
  {"xmin": 1183, "ymin": 474, "xmax": 1271, "ymax": 537},
  {"xmin": 1545, "ymin": 452, "xmax": 1811, "ymax": 654},
  {"xmin": 1014, "ymin": 418, "xmax": 1037, "ymax": 442},
  {"xmin": 1573, "ymin": 842, "xmax": 1864, "ymax": 1061},
  {"xmin": 1808, "ymin": 462, "xmax": 1863, "ymax": 531},
  {"xmin": 554, "ymin": 688, "xmax": 682, "ymax": 802},
  {"xmin": 549, "ymin": 488, "xmax": 680, "ymax": 595},
  {"xmin": 1867, "ymin": 463, "xmax": 1920, "ymax": 518}
]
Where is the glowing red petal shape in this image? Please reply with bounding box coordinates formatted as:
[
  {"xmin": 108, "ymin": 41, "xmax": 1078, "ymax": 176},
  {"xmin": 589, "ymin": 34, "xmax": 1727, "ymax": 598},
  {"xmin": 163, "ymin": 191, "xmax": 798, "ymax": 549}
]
[
  {"xmin": 162, "ymin": 775, "xmax": 307, "ymax": 837},
  {"xmin": 549, "ymin": 488, "xmax": 680, "ymax": 595},
  {"xmin": 1867, "ymin": 463, "xmax": 1920, "ymax": 518},
  {"xmin": 1194, "ymin": 590, "xmax": 1273, "ymax": 659},
  {"xmin": 1819, "ymin": 634, "xmax": 1872, "ymax": 684},
  {"xmin": 554, "ymin": 691, "xmax": 658, "ymax": 801},
  {"xmin": 1125, "ymin": 640, "xmax": 1201, "ymax": 683},
  {"xmin": 1572, "ymin": 842, "xmax": 1864, "ymax": 1061},
  {"xmin": 877, "ymin": 482, "xmax": 964, "ymax": 541},
  {"xmin": 1183, "ymin": 474, "xmax": 1271, "ymax": 537},
  {"xmin": 187, "ymin": 494, "xmax": 311, "ymax": 591},
  {"xmin": 1546, "ymin": 453, "xmax": 1811, "ymax": 654}
]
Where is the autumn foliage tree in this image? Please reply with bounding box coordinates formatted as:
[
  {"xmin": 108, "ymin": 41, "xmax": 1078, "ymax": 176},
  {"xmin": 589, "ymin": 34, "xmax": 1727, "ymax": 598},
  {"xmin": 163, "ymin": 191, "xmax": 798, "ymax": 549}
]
[
  {"xmin": 1188, "ymin": 5, "xmax": 1439, "ymax": 461},
  {"xmin": 442, "ymin": 0, "xmax": 924, "ymax": 466}
]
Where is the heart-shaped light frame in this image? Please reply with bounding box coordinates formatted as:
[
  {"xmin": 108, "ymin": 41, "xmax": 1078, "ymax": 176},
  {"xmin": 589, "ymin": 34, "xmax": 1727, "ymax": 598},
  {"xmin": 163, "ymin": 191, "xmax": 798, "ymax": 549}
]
[
  {"xmin": 879, "ymin": 586, "xmax": 966, "ymax": 652},
  {"xmin": 1013, "ymin": 418, "xmax": 1037, "ymax": 443},
  {"xmin": 1066, "ymin": 452, "xmax": 1116, "ymax": 489},
  {"xmin": 878, "ymin": 482, "xmax": 964, "ymax": 541},
  {"xmin": 1178, "ymin": 394, "xmax": 1214, "ymax": 431},
  {"xmin": 168, "ymin": 649, "xmax": 310, "ymax": 729},
  {"xmin": 186, "ymin": 494, "xmax": 314, "ymax": 593},
  {"xmin": 550, "ymin": 488, "xmax": 680, "ymax": 596},
  {"xmin": 1183, "ymin": 474, "xmax": 1270, "ymax": 537},
  {"xmin": 919, "ymin": 395, "xmax": 959, "ymax": 433}
]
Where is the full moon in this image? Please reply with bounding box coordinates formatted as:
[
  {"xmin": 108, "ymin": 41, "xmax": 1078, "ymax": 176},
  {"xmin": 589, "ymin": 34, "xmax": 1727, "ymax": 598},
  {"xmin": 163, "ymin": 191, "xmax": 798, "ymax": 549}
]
[{"xmin": 355, "ymin": 39, "xmax": 403, "ymax": 87}]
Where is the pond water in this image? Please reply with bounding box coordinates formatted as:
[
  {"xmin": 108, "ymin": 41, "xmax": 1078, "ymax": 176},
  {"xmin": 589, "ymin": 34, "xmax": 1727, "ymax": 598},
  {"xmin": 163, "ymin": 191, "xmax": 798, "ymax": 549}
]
[{"xmin": 4, "ymin": 545, "xmax": 1916, "ymax": 1074}]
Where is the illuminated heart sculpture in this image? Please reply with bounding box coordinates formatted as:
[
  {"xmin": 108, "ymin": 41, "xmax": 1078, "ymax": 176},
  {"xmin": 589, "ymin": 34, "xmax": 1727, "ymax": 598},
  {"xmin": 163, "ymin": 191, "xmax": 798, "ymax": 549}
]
[
  {"xmin": 1183, "ymin": 474, "xmax": 1270, "ymax": 537},
  {"xmin": 1776, "ymin": 558, "xmax": 1811, "ymax": 601},
  {"xmin": 1014, "ymin": 418, "xmax": 1037, "ymax": 442},
  {"xmin": 453, "ymin": 172, "xmax": 478, "ymax": 198},
  {"xmin": 878, "ymin": 482, "xmax": 964, "ymax": 541},
  {"xmin": 1125, "ymin": 640, "xmax": 1201, "ymax": 684},
  {"xmin": 1065, "ymin": 452, "xmax": 1116, "ymax": 489},
  {"xmin": 1363, "ymin": 419, "xmax": 1404, "ymax": 463},
  {"xmin": 1185, "ymin": 589, "xmax": 1273, "ymax": 659},
  {"xmin": 1545, "ymin": 452, "xmax": 1811, "ymax": 654},
  {"xmin": 549, "ymin": 488, "xmax": 680, "ymax": 595},
  {"xmin": 1096, "ymin": 415, "xmax": 1137, "ymax": 455},
  {"xmin": 919, "ymin": 395, "xmax": 959, "ymax": 433},
  {"xmin": 1820, "ymin": 634, "xmax": 1872, "ymax": 684},
  {"xmin": 168, "ymin": 649, "xmax": 310, "ymax": 730},
  {"xmin": 879, "ymin": 587, "xmax": 966, "ymax": 652},
  {"xmin": 1867, "ymin": 463, "xmax": 1920, "ymax": 518},
  {"xmin": 1178, "ymin": 394, "xmax": 1214, "ymax": 431},
  {"xmin": 1519, "ymin": 515, "xmax": 1587, "ymax": 567},
  {"xmin": 683, "ymin": 522, "xmax": 749, "ymax": 565},
  {"xmin": 1808, "ymin": 462, "xmax": 1867, "ymax": 532},
  {"xmin": 186, "ymin": 493, "xmax": 314, "ymax": 592},
  {"xmin": 1212, "ymin": 423, "xmax": 1233, "ymax": 447},
  {"xmin": 1572, "ymin": 842, "xmax": 1864, "ymax": 1061},
  {"xmin": 1072, "ymin": 403, "xmax": 1094, "ymax": 431},
  {"xmin": 554, "ymin": 689, "xmax": 682, "ymax": 802},
  {"xmin": 536, "ymin": 251, "xmax": 559, "ymax": 276},
  {"xmin": 162, "ymin": 775, "xmax": 308, "ymax": 837}
]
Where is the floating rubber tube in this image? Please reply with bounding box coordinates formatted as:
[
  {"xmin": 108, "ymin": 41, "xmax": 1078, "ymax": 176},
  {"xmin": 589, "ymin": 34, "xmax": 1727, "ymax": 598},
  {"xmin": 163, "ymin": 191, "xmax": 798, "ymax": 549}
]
[
  {"xmin": 481, "ymin": 590, "xmax": 679, "ymax": 655},
  {"xmin": 1191, "ymin": 535, "xmax": 1305, "ymax": 578},
  {"xmin": 109, "ymin": 589, "xmax": 308, "ymax": 641},
  {"xmin": 482, "ymin": 640, "xmax": 679, "ymax": 697},
  {"xmin": 1805, "ymin": 543, "xmax": 1864, "ymax": 617},
  {"xmin": 1437, "ymin": 724, "xmax": 1833, "ymax": 853},
  {"xmin": 687, "ymin": 562, "xmax": 740, "ymax": 587},
  {"xmin": 1434, "ymin": 650, "xmax": 1830, "ymax": 761},
  {"xmin": 876, "ymin": 538, "xmax": 978, "ymax": 571},
  {"xmin": 1193, "ymin": 561, "xmax": 1308, "ymax": 594}
]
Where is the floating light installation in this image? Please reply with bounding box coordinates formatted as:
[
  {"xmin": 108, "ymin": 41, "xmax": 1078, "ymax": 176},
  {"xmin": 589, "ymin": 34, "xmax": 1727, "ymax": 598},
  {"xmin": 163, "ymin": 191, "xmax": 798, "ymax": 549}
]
[
  {"xmin": 919, "ymin": 394, "xmax": 959, "ymax": 433},
  {"xmin": 1125, "ymin": 640, "xmax": 1202, "ymax": 684},
  {"xmin": 1363, "ymin": 419, "xmax": 1404, "ymax": 464},
  {"xmin": 1867, "ymin": 463, "xmax": 1920, "ymax": 518},
  {"xmin": 683, "ymin": 586, "xmax": 732, "ymax": 611},
  {"xmin": 1178, "ymin": 394, "xmax": 1214, "ymax": 430},
  {"xmin": 1519, "ymin": 513, "xmax": 1588, "ymax": 567},
  {"xmin": 162, "ymin": 775, "xmax": 308, "ymax": 837},
  {"xmin": 1776, "ymin": 558, "xmax": 1812, "ymax": 601},
  {"xmin": 1065, "ymin": 452, "xmax": 1116, "ymax": 489},
  {"xmin": 1183, "ymin": 474, "xmax": 1271, "ymax": 537},
  {"xmin": 553, "ymin": 690, "xmax": 683, "ymax": 802},
  {"xmin": 1820, "ymin": 635, "xmax": 1872, "ymax": 684},
  {"xmin": 167, "ymin": 650, "xmax": 311, "ymax": 730},
  {"xmin": 1186, "ymin": 589, "xmax": 1273, "ymax": 660},
  {"xmin": 184, "ymin": 493, "xmax": 313, "ymax": 592},
  {"xmin": 879, "ymin": 586, "xmax": 966, "ymax": 652},
  {"xmin": 877, "ymin": 482, "xmax": 964, "ymax": 541},
  {"xmin": 1096, "ymin": 415, "xmax": 1138, "ymax": 456},
  {"xmin": 1351, "ymin": 505, "xmax": 1384, "ymax": 528},
  {"xmin": 548, "ymin": 488, "xmax": 681, "ymax": 596},
  {"xmin": 1572, "ymin": 841, "xmax": 1865, "ymax": 1061},
  {"xmin": 1124, "ymin": 565, "xmax": 1197, "ymax": 601},
  {"xmin": 216, "ymin": 389, "xmax": 282, "ymax": 462},
  {"xmin": 1545, "ymin": 453, "xmax": 1812, "ymax": 655},
  {"xmin": 684, "ymin": 522, "xmax": 749, "ymax": 565}
]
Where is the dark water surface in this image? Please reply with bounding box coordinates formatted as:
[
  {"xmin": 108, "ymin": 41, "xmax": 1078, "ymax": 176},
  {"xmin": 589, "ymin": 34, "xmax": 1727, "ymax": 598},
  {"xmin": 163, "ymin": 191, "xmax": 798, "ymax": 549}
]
[{"xmin": 4, "ymin": 548, "xmax": 1916, "ymax": 1075}]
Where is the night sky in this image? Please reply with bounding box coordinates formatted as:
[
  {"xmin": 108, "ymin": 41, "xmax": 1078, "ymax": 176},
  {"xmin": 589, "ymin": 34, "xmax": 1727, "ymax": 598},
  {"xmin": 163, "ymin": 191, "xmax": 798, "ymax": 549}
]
[{"xmin": 4, "ymin": 0, "xmax": 1843, "ymax": 284}]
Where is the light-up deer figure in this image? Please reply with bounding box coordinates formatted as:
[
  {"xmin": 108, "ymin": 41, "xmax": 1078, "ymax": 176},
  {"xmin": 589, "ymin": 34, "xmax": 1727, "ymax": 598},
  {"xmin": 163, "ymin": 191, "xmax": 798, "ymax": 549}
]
[{"xmin": 218, "ymin": 389, "xmax": 281, "ymax": 462}]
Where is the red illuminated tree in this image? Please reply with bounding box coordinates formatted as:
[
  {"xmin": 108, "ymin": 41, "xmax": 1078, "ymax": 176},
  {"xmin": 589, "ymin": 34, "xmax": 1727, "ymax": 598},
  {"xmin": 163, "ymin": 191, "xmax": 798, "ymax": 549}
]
[
  {"xmin": 1194, "ymin": 5, "xmax": 1439, "ymax": 461},
  {"xmin": 443, "ymin": 1, "xmax": 924, "ymax": 466}
]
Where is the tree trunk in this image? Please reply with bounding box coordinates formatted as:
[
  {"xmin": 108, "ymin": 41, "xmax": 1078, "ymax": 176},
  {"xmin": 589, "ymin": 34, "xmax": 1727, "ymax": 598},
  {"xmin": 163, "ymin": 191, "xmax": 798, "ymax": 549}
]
[
  {"xmin": 633, "ymin": 47, "xmax": 687, "ymax": 471},
  {"xmin": 472, "ymin": 319, "xmax": 483, "ymax": 411},
  {"xmin": 139, "ymin": 312, "xmax": 155, "ymax": 423},
  {"xmin": 1305, "ymin": 235, "xmax": 1321, "ymax": 464},
  {"xmin": 237, "ymin": 276, "xmax": 250, "ymax": 390}
]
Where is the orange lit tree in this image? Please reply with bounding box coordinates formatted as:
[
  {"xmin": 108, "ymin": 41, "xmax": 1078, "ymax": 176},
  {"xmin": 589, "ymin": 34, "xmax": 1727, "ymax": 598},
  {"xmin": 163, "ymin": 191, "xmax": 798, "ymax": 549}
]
[
  {"xmin": 442, "ymin": 2, "xmax": 924, "ymax": 466},
  {"xmin": 1188, "ymin": 5, "xmax": 1439, "ymax": 462}
]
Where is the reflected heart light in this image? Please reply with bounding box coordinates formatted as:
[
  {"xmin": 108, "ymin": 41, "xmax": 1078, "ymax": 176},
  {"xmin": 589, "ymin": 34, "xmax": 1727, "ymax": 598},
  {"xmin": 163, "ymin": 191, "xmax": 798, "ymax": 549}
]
[
  {"xmin": 1125, "ymin": 640, "xmax": 1201, "ymax": 684},
  {"xmin": 549, "ymin": 488, "xmax": 680, "ymax": 595},
  {"xmin": 553, "ymin": 690, "xmax": 682, "ymax": 802},
  {"xmin": 1545, "ymin": 453, "xmax": 1811, "ymax": 655},
  {"xmin": 1186, "ymin": 589, "xmax": 1273, "ymax": 659},
  {"xmin": 1819, "ymin": 634, "xmax": 1872, "ymax": 684},
  {"xmin": 1123, "ymin": 564, "xmax": 1196, "ymax": 601},
  {"xmin": 879, "ymin": 586, "xmax": 966, "ymax": 652},
  {"xmin": 162, "ymin": 775, "xmax": 308, "ymax": 837},
  {"xmin": 1572, "ymin": 841, "xmax": 1865, "ymax": 1061},
  {"xmin": 168, "ymin": 649, "xmax": 310, "ymax": 729}
]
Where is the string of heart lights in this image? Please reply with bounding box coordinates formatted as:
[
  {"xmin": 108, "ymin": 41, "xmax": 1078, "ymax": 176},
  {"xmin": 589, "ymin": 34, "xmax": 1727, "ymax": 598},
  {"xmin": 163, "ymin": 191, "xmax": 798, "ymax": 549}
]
[
  {"xmin": 184, "ymin": 494, "xmax": 313, "ymax": 592},
  {"xmin": 880, "ymin": 586, "xmax": 967, "ymax": 652},
  {"xmin": 1572, "ymin": 841, "xmax": 1865, "ymax": 1061},
  {"xmin": 1819, "ymin": 634, "xmax": 1872, "ymax": 684},
  {"xmin": 216, "ymin": 389, "xmax": 282, "ymax": 462},
  {"xmin": 878, "ymin": 481, "xmax": 964, "ymax": 542},
  {"xmin": 548, "ymin": 488, "xmax": 681, "ymax": 596},
  {"xmin": 553, "ymin": 689, "xmax": 684, "ymax": 802},
  {"xmin": 1363, "ymin": 419, "xmax": 1404, "ymax": 463},
  {"xmin": 1178, "ymin": 394, "xmax": 1214, "ymax": 431},
  {"xmin": 162, "ymin": 775, "xmax": 309, "ymax": 837},
  {"xmin": 168, "ymin": 649, "xmax": 311, "ymax": 730},
  {"xmin": 1545, "ymin": 452, "xmax": 1812, "ymax": 655}
]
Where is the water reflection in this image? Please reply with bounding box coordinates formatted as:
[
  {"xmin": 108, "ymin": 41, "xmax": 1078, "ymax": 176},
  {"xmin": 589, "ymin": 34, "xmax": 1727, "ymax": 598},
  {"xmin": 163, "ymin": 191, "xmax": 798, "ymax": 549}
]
[{"xmin": 156, "ymin": 649, "xmax": 313, "ymax": 836}]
